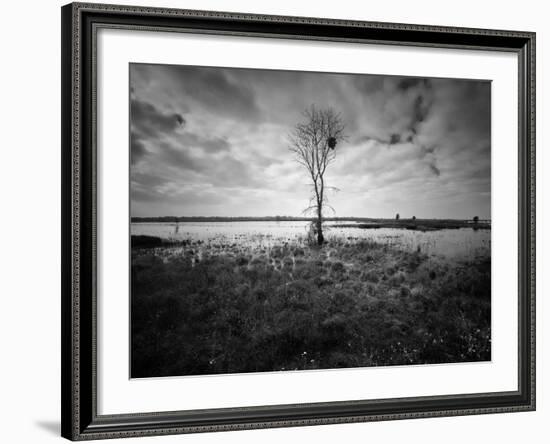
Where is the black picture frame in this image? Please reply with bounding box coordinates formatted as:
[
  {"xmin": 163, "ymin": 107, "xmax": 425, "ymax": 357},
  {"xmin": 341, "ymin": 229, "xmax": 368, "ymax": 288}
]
[{"xmin": 61, "ymin": 2, "xmax": 536, "ymax": 440}]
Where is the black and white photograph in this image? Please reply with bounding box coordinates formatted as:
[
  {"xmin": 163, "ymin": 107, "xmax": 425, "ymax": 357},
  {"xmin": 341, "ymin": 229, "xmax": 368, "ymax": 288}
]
[{"xmin": 130, "ymin": 63, "xmax": 491, "ymax": 378}]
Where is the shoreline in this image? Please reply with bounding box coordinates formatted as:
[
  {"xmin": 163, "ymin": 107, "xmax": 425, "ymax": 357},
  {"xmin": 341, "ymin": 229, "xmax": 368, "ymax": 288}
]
[{"xmin": 132, "ymin": 216, "xmax": 491, "ymax": 224}]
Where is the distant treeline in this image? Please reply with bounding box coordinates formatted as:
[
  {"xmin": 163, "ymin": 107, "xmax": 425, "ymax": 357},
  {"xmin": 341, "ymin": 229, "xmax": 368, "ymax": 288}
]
[{"xmin": 131, "ymin": 216, "xmax": 491, "ymax": 223}]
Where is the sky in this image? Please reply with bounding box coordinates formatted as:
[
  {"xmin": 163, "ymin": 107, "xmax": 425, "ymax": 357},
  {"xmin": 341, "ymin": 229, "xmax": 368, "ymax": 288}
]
[{"xmin": 130, "ymin": 63, "xmax": 491, "ymax": 219}]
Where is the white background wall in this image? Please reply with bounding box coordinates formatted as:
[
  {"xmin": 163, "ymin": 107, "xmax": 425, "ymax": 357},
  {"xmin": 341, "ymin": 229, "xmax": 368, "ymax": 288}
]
[{"xmin": 0, "ymin": 0, "xmax": 546, "ymax": 443}]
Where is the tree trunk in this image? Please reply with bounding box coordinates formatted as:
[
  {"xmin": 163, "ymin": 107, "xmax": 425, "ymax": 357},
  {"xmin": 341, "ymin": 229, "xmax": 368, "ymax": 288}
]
[{"xmin": 316, "ymin": 210, "xmax": 324, "ymax": 245}]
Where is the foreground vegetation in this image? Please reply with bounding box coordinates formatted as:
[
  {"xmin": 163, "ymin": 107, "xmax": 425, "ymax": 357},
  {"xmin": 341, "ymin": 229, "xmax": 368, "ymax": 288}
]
[{"xmin": 131, "ymin": 237, "xmax": 490, "ymax": 378}]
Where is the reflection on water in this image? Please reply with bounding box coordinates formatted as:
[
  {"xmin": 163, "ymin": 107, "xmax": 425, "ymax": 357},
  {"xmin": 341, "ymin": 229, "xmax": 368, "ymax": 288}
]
[{"xmin": 131, "ymin": 221, "xmax": 490, "ymax": 259}]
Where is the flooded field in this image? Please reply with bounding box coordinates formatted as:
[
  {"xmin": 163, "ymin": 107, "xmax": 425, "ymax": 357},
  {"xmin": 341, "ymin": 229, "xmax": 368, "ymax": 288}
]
[
  {"xmin": 131, "ymin": 219, "xmax": 491, "ymax": 378},
  {"xmin": 131, "ymin": 220, "xmax": 490, "ymax": 260}
]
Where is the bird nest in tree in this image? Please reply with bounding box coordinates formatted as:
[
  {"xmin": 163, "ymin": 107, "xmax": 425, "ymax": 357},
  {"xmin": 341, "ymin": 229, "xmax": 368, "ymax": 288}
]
[{"xmin": 327, "ymin": 136, "xmax": 337, "ymax": 149}]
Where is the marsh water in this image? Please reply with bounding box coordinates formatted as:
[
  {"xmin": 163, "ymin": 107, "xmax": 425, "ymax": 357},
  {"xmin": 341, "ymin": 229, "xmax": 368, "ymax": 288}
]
[{"xmin": 131, "ymin": 220, "xmax": 490, "ymax": 259}]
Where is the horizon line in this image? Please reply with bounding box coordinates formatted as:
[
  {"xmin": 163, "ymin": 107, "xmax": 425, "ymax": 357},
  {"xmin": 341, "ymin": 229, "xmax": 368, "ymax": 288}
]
[{"xmin": 131, "ymin": 215, "xmax": 491, "ymax": 221}]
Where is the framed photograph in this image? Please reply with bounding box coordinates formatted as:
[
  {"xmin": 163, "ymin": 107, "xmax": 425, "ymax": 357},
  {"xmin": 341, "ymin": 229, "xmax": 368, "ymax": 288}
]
[{"xmin": 61, "ymin": 2, "xmax": 535, "ymax": 440}]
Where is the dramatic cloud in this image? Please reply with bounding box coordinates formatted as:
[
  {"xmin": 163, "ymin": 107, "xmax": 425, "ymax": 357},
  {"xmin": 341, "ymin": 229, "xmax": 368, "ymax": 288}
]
[
  {"xmin": 131, "ymin": 98, "xmax": 185, "ymax": 138},
  {"xmin": 130, "ymin": 136, "xmax": 148, "ymax": 165},
  {"xmin": 130, "ymin": 63, "xmax": 491, "ymax": 218}
]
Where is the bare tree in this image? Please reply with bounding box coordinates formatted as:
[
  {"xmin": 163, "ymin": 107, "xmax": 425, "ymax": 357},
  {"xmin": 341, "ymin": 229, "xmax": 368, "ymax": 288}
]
[{"xmin": 289, "ymin": 105, "xmax": 345, "ymax": 245}]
